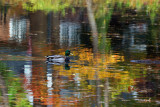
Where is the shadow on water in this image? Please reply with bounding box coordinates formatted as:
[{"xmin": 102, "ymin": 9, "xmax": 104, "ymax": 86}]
[{"xmin": 0, "ymin": 0, "xmax": 160, "ymax": 106}]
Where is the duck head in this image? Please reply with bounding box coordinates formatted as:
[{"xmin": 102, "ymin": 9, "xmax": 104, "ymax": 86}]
[{"xmin": 65, "ymin": 50, "xmax": 71, "ymax": 56}]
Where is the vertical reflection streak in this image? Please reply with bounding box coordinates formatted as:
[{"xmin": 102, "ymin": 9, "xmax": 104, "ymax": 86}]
[
  {"xmin": 24, "ymin": 63, "xmax": 33, "ymax": 105},
  {"xmin": 86, "ymin": 0, "xmax": 98, "ymax": 55},
  {"xmin": 86, "ymin": 0, "xmax": 100, "ymax": 106},
  {"xmin": 104, "ymin": 78, "xmax": 109, "ymax": 107},
  {"xmin": 47, "ymin": 64, "xmax": 53, "ymax": 106}
]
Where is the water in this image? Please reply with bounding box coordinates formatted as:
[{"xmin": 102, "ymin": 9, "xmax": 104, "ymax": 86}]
[{"xmin": 0, "ymin": 1, "xmax": 160, "ymax": 106}]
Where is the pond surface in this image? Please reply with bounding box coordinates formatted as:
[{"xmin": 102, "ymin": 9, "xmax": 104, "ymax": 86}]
[{"xmin": 0, "ymin": 1, "xmax": 160, "ymax": 107}]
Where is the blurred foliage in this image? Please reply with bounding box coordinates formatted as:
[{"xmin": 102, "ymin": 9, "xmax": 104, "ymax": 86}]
[
  {"xmin": 0, "ymin": 0, "xmax": 160, "ymax": 23},
  {"xmin": 23, "ymin": 0, "xmax": 160, "ymax": 24},
  {"xmin": 52, "ymin": 48, "xmax": 149, "ymax": 101},
  {"xmin": 0, "ymin": 62, "xmax": 31, "ymax": 107},
  {"xmin": 0, "ymin": 0, "xmax": 159, "ymax": 106}
]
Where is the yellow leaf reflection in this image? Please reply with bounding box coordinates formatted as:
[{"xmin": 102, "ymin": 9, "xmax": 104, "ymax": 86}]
[{"xmin": 54, "ymin": 48, "xmax": 125, "ymax": 80}]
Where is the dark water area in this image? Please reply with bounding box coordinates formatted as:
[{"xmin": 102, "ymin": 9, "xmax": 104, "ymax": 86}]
[{"xmin": 0, "ymin": 1, "xmax": 160, "ymax": 107}]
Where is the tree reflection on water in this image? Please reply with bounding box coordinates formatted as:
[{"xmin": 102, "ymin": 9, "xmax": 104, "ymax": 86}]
[{"xmin": 0, "ymin": 0, "xmax": 159, "ymax": 106}]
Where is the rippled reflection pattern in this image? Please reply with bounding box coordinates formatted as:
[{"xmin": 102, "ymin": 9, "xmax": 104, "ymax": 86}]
[{"xmin": 0, "ymin": 0, "xmax": 159, "ymax": 107}]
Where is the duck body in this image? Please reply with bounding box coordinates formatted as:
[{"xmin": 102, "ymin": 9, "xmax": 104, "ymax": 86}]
[
  {"xmin": 46, "ymin": 50, "xmax": 71, "ymax": 65},
  {"xmin": 47, "ymin": 55, "xmax": 70, "ymax": 62}
]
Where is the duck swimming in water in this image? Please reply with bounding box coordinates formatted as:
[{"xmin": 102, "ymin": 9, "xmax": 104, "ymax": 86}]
[{"xmin": 46, "ymin": 50, "xmax": 71, "ymax": 65}]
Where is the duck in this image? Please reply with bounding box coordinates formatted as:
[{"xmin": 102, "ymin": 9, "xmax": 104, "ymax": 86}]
[{"xmin": 46, "ymin": 50, "xmax": 71, "ymax": 65}]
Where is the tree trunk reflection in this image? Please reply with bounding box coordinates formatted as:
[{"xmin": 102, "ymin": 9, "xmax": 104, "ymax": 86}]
[
  {"xmin": 86, "ymin": 0, "xmax": 98, "ymax": 55},
  {"xmin": 86, "ymin": 0, "xmax": 100, "ymax": 106}
]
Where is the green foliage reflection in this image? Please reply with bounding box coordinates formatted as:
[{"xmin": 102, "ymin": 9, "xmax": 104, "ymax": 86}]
[
  {"xmin": 0, "ymin": 62, "xmax": 31, "ymax": 107},
  {"xmin": 19, "ymin": 0, "xmax": 160, "ymax": 23}
]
